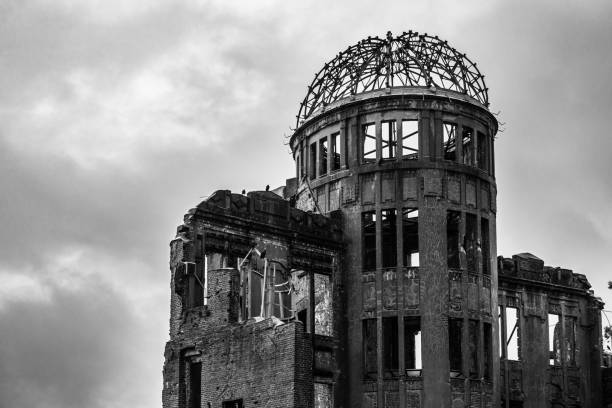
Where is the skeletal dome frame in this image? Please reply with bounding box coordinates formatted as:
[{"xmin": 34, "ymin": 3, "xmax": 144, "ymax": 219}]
[{"xmin": 296, "ymin": 31, "xmax": 489, "ymax": 127}]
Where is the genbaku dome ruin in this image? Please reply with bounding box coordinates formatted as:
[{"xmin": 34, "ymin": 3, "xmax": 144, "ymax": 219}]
[{"xmin": 162, "ymin": 31, "xmax": 605, "ymax": 408}]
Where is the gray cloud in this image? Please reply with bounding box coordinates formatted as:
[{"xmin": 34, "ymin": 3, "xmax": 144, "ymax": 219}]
[{"xmin": 1, "ymin": 1, "xmax": 612, "ymax": 407}]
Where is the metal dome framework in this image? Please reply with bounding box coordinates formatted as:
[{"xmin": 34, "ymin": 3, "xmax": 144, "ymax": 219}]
[{"xmin": 296, "ymin": 31, "xmax": 489, "ymax": 127}]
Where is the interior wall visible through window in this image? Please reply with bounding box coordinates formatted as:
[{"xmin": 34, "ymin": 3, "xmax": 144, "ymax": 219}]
[
  {"xmin": 362, "ymin": 211, "xmax": 377, "ymax": 271},
  {"xmin": 382, "ymin": 209, "xmax": 397, "ymax": 268}
]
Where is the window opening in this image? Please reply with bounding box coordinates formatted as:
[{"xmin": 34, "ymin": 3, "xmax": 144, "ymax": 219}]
[
  {"xmin": 362, "ymin": 211, "xmax": 377, "ymax": 271},
  {"xmin": 331, "ymin": 132, "xmax": 340, "ymax": 171},
  {"xmin": 310, "ymin": 142, "xmax": 317, "ymax": 179},
  {"xmin": 443, "ymin": 122, "xmax": 457, "ymax": 161},
  {"xmin": 462, "ymin": 126, "xmax": 474, "ymax": 166},
  {"xmin": 314, "ymin": 383, "xmax": 333, "ymax": 408},
  {"xmin": 296, "ymin": 152, "xmax": 301, "ymax": 179},
  {"xmin": 401, "ymin": 119, "xmax": 418, "ymax": 159},
  {"xmin": 484, "ymin": 322, "xmax": 492, "ymax": 380},
  {"xmin": 363, "ymin": 318, "xmax": 378, "ymax": 379},
  {"xmin": 447, "ymin": 211, "xmax": 461, "ymax": 269},
  {"xmin": 402, "ymin": 208, "xmax": 419, "ymax": 267},
  {"xmin": 222, "ymin": 399, "xmax": 244, "ymax": 408},
  {"xmin": 314, "ymin": 273, "xmax": 333, "ymax": 336},
  {"xmin": 468, "ymin": 319, "xmax": 479, "ymax": 378},
  {"xmin": 186, "ymin": 262, "xmax": 204, "ymax": 308},
  {"xmin": 465, "ymin": 213, "xmax": 477, "ymax": 273},
  {"xmin": 382, "ymin": 209, "xmax": 397, "ymax": 268},
  {"xmin": 481, "ymin": 218, "xmax": 490, "ymax": 275},
  {"xmin": 477, "ymin": 131, "xmax": 488, "ymax": 172},
  {"xmin": 505, "ymin": 307, "xmax": 520, "ymax": 360},
  {"xmin": 565, "ymin": 317, "xmax": 576, "ymax": 366},
  {"xmin": 404, "ymin": 317, "xmax": 422, "ymax": 372},
  {"xmin": 189, "ymin": 362, "xmax": 202, "ymax": 408},
  {"xmin": 383, "ymin": 317, "xmax": 399, "ymax": 374},
  {"xmin": 362, "ymin": 123, "xmax": 377, "ymax": 163},
  {"xmin": 381, "ymin": 121, "xmax": 397, "ymax": 159},
  {"xmin": 449, "ymin": 318, "xmax": 463, "ymax": 372},
  {"xmin": 319, "ymin": 138, "xmax": 328, "ymax": 176},
  {"xmin": 549, "ymin": 313, "xmax": 560, "ymax": 365},
  {"xmin": 299, "ymin": 144, "xmax": 305, "ymax": 177}
]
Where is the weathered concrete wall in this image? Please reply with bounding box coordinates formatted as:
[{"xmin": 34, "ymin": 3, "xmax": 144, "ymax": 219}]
[{"xmin": 603, "ymin": 368, "xmax": 612, "ymax": 408}]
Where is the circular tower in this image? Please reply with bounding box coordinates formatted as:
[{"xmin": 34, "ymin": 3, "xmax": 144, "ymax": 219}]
[{"xmin": 289, "ymin": 31, "xmax": 499, "ymax": 408}]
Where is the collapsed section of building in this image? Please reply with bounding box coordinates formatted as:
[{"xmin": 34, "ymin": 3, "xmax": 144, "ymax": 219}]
[{"xmin": 162, "ymin": 31, "xmax": 606, "ymax": 408}]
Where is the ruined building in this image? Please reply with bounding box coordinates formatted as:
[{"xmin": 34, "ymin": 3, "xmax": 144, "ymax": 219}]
[{"xmin": 162, "ymin": 32, "xmax": 605, "ymax": 408}]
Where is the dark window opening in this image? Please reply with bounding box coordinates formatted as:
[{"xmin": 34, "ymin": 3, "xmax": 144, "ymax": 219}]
[
  {"xmin": 381, "ymin": 121, "xmax": 397, "ymax": 159},
  {"xmin": 402, "ymin": 119, "xmax": 418, "ymax": 159},
  {"xmin": 382, "ymin": 209, "xmax": 397, "ymax": 268},
  {"xmin": 189, "ymin": 362, "xmax": 201, "ymax": 408},
  {"xmin": 443, "ymin": 122, "xmax": 457, "ymax": 161},
  {"xmin": 465, "ymin": 213, "xmax": 477, "ymax": 273},
  {"xmin": 319, "ymin": 138, "xmax": 328, "ymax": 176},
  {"xmin": 468, "ymin": 319, "xmax": 479, "ymax": 378},
  {"xmin": 404, "ymin": 317, "xmax": 422, "ymax": 371},
  {"xmin": 484, "ymin": 322, "xmax": 492, "ymax": 380},
  {"xmin": 363, "ymin": 318, "xmax": 378, "ymax": 379},
  {"xmin": 402, "ymin": 208, "xmax": 419, "ymax": 267},
  {"xmin": 296, "ymin": 153, "xmax": 301, "ymax": 179},
  {"xmin": 362, "ymin": 123, "xmax": 376, "ymax": 163},
  {"xmin": 462, "ymin": 126, "xmax": 474, "ymax": 166},
  {"xmin": 449, "ymin": 318, "xmax": 463, "ymax": 372},
  {"xmin": 309, "ymin": 142, "xmax": 317, "ymax": 179},
  {"xmin": 298, "ymin": 308, "xmax": 308, "ymax": 332},
  {"xmin": 477, "ymin": 131, "xmax": 488, "ymax": 172},
  {"xmin": 481, "ymin": 217, "xmax": 490, "ymax": 275},
  {"xmin": 331, "ymin": 132, "xmax": 341, "ymax": 171},
  {"xmin": 222, "ymin": 399, "xmax": 243, "ymax": 408},
  {"xmin": 362, "ymin": 211, "xmax": 377, "ymax": 271},
  {"xmin": 299, "ymin": 144, "xmax": 305, "ymax": 177},
  {"xmin": 187, "ymin": 262, "xmax": 204, "ymax": 308},
  {"xmin": 383, "ymin": 317, "xmax": 399, "ymax": 374},
  {"xmin": 447, "ymin": 211, "xmax": 461, "ymax": 269}
]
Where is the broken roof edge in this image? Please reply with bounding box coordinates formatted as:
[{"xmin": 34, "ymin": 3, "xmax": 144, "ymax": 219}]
[
  {"xmin": 175, "ymin": 189, "xmax": 342, "ymax": 244},
  {"xmin": 498, "ymin": 254, "xmax": 596, "ymax": 294}
]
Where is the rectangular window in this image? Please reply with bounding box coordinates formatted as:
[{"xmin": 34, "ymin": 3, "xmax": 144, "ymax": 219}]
[
  {"xmin": 549, "ymin": 313, "xmax": 560, "ymax": 365},
  {"xmin": 505, "ymin": 307, "xmax": 520, "ymax": 361},
  {"xmin": 449, "ymin": 318, "xmax": 463, "ymax": 371},
  {"xmin": 331, "ymin": 132, "xmax": 341, "ymax": 171},
  {"xmin": 189, "ymin": 362, "xmax": 202, "ymax": 408},
  {"xmin": 187, "ymin": 262, "xmax": 204, "ymax": 308},
  {"xmin": 362, "ymin": 123, "xmax": 377, "ymax": 163},
  {"xmin": 222, "ymin": 399, "xmax": 243, "ymax": 408},
  {"xmin": 314, "ymin": 383, "xmax": 333, "ymax": 408},
  {"xmin": 465, "ymin": 213, "xmax": 477, "ymax": 273},
  {"xmin": 443, "ymin": 122, "xmax": 457, "ymax": 161},
  {"xmin": 481, "ymin": 218, "xmax": 490, "ymax": 275},
  {"xmin": 477, "ymin": 131, "xmax": 488, "ymax": 172},
  {"xmin": 319, "ymin": 138, "xmax": 328, "ymax": 176},
  {"xmin": 468, "ymin": 319, "xmax": 479, "ymax": 378},
  {"xmin": 296, "ymin": 152, "xmax": 301, "ymax": 179},
  {"xmin": 362, "ymin": 211, "xmax": 377, "ymax": 271},
  {"xmin": 447, "ymin": 211, "xmax": 461, "ymax": 269},
  {"xmin": 381, "ymin": 209, "xmax": 397, "ymax": 268},
  {"xmin": 483, "ymin": 322, "xmax": 492, "ymax": 380},
  {"xmin": 363, "ymin": 318, "xmax": 378, "ymax": 379},
  {"xmin": 310, "ymin": 142, "xmax": 317, "ymax": 179},
  {"xmin": 401, "ymin": 119, "xmax": 418, "ymax": 159},
  {"xmin": 381, "ymin": 121, "xmax": 397, "ymax": 159},
  {"xmin": 462, "ymin": 126, "xmax": 474, "ymax": 166},
  {"xmin": 404, "ymin": 317, "xmax": 422, "ymax": 371},
  {"xmin": 314, "ymin": 273, "xmax": 333, "ymax": 336},
  {"xmin": 299, "ymin": 144, "xmax": 305, "ymax": 177},
  {"xmin": 383, "ymin": 317, "xmax": 399, "ymax": 373},
  {"xmin": 402, "ymin": 208, "xmax": 419, "ymax": 267}
]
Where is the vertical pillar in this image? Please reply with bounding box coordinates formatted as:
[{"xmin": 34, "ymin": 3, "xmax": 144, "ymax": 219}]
[{"xmin": 420, "ymin": 194, "xmax": 451, "ymax": 407}]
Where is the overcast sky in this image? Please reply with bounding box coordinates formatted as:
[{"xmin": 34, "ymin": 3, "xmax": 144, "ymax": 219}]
[{"xmin": 1, "ymin": 1, "xmax": 611, "ymax": 407}]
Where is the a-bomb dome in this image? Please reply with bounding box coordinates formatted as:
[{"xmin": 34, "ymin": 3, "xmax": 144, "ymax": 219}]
[{"xmin": 296, "ymin": 31, "xmax": 489, "ymax": 127}]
